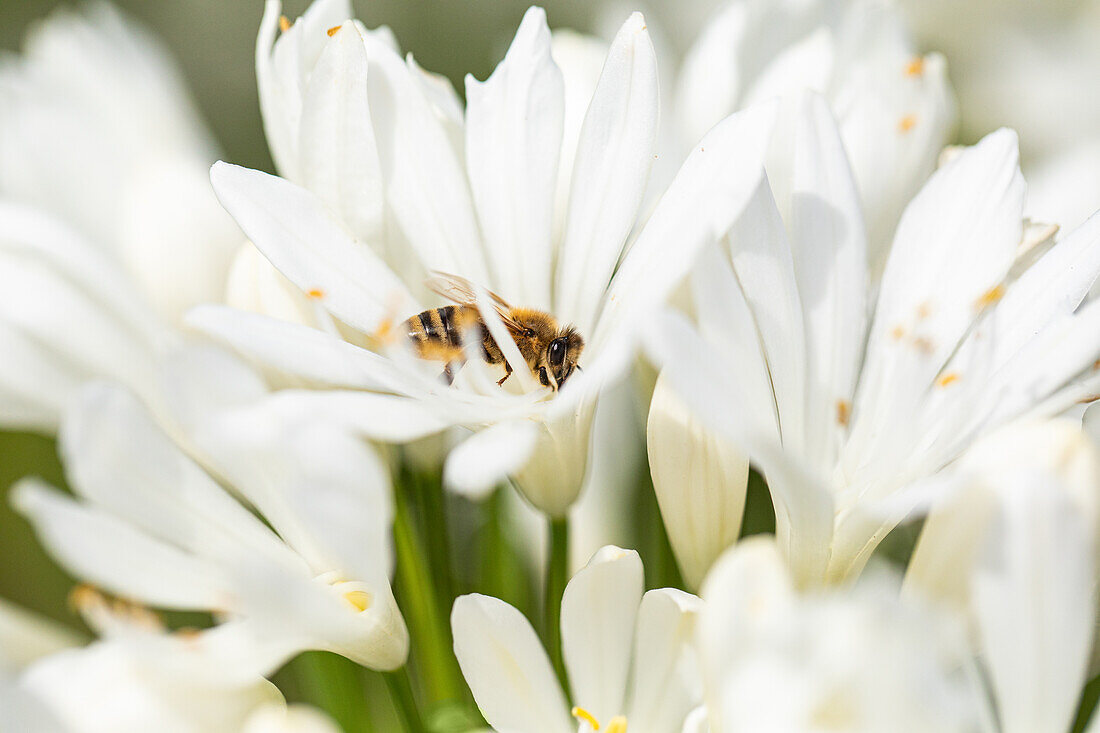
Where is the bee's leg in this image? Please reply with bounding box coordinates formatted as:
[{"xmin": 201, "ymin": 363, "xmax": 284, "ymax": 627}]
[{"xmin": 496, "ymin": 361, "xmax": 513, "ymax": 386}]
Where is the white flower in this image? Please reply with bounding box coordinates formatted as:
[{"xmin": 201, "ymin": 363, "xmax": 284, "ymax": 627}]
[
  {"xmin": 905, "ymin": 419, "xmax": 1100, "ymax": 733},
  {"xmin": 12, "ymin": 380, "xmax": 407, "ymax": 671},
  {"xmin": 0, "ymin": 2, "xmax": 239, "ymax": 324},
  {"xmin": 451, "ymin": 546, "xmax": 702, "ymax": 733},
  {"xmin": 192, "ymin": 2, "xmax": 776, "ymax": 515},
  {"xmin": 697, "ymin": 538, "xmax": 986, "ymax": 732},
  {"xmin": 649, "ymin": 92, "xmax": 1100, "ymax": 586},
  {"xmin": 0, "ymin": 590, "xmax": 340, "ymax": 733},
  {"xmin": 0, "ymin": 4, "xmax": 237, "ymax": 432},
  {"xmin": 673, "ymin": 0, "xmax": 955, "ymax": 273},
  {"xmin": 0, "ymin": 598, "xmax": 84, "ymax": 683}
]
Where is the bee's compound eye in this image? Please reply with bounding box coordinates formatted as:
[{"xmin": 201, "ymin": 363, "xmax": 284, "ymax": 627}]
[{"xmin": 548, "ymin": 338, "xmax": 566, "ymax": 367}]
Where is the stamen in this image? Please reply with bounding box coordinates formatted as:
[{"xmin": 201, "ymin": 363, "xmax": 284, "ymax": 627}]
[
  {"xmin": 605, "ymin": 717, "xmax": 628, "ymax": 733},
  {"xmin": 572, "ymin": 707, "xmax": 600, "ymax": 730},
  {"xmin": 904, "ymin": 57, "xmax": 925, "ymax": 76},
  {"xmin": 344, "ymin": 590, "xmax": 372, "ymax": 612},
  {"xmin": 836, "ymin": 400, "xmax": 850, "ymax": 427},
  {"xmin": 307, "ymin": 287, "xmax": 325, "ymax": 299},
  {"xmin": 976, "ymin": 284, "xmax": 1004, "ymax": 308},
  {"xmin": 936, "ymin": 373, "xmax": 959, "ymax": 387},
  {"xmin": 898, "ymin": 114, "xmax": 917, "ymax": 133},
  {"xmin": 279, "ymin": 15, "xmax": 291, "ymax": 32},
  {"xmin": 327, "ymin": 24, "xmax": 342, "ymax": 36}
]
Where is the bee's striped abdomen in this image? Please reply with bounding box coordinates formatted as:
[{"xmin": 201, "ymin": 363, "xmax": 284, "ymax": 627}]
[{"xmin": 405, "ymin": 305, "xmax": 468, "ymax": 362}]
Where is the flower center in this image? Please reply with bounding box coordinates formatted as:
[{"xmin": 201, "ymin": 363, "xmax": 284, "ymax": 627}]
[
  {"xmin": 316, "ymin": 571, "xmax": 373, "ymax": 613},
  {"xmin": 571, "ymin": 707, "xmax": 627, "ymax": 732}
]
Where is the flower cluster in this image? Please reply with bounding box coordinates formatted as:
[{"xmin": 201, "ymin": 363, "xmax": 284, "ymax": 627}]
[{"xmin": 1, "ymin": 0, "xmax": 1099, "ymax": 731}]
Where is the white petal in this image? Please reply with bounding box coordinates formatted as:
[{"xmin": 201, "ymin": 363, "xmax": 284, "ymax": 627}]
[
  {"xmin": 647, "ymin": 373, "xmax": 749, "ymax": 591},
  {"xmin": 11, "ymin": 479, "xmax": 231, "ymax": 610},
  {"xmin": 298, "ymin": 22, "xmax": 385, "ymax": 243},
  {"xmin": 624, "ymin": 589, "xmax": 703, "ymax": 730},
  {"xmin": 0, "ymin": 598, "xmax": 83, "ymax": 673},
  {"xmin": 443, "ymin": 421, "xmax": 539, "ymax": 500},
  {"xmin": 969, "ymin": 423, "xmax": 1100, "ymax": 733},
  {"xmin": 185, "ymin": 305, "xmax": 418, "ymax": 393},
  {"xmin": 596, "ymin": 101, "xmax": 775, "ymax": 349},
  {"xmin": 60, "ymin": 383, "xmax": 292, "ymax": 567},
  {"xmin": 247, "ymin": 390, "xmax": 449, "ymax": 443},
  {"xmin": 209, "ymin": 162, "xmax": 417, "ymax": 335},
  {"xmin": 512, "ymin": 399, "xmax": 597, "ymax": 518},
  {"xmin": 358, "ymin": 31, "xmax": 489, "ymax": 281},
  {"xmin": 465, "ymin": 7, "xmax": 562, "ymax": 308},
  {"xmin": 848, "ymin": 129, "xmax": 1024, "ymax": 469},
  {"xmin": 770, "ymin": 92, "xmax": 868, "ymax": 478},
  {"xmin": 451, "ymin": 594, "xmax": 573, "ymax": 733},
  {"xmin": 555, "ymin": 12, "xmax": 659, "ymax": 333},
  {"xmin": 561, "ymin": 545, "xmax": 644, "ymax": 723},
  {"xmin": 243, "ymin": 703, "xmax": 342, "ymax": 733}
]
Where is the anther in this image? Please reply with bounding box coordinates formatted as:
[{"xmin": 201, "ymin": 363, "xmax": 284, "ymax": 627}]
[
  {"xmin": 836, "ymin": 400, "xmax": 850, "ymax": 427},
  {"xmin": 898, "ymin": 114, "xmax": 917, "ymax": 133},
  {"xmin": 279, "ymin": 15, "xmax": 291, "ymax": 32},
  {"xmin": 605, "ymin": 717, "xmax": 628, "ymax": 733},
  {"xmin": 327, "ymin": 24, "xmax": 342, "ymax": 36},
  {"xmin": 344, "ymin": 590, "xmax": 372, "ymax": 612},
  {"xmin": 572, "ymin": 707, "xmax": 600, "ymax": 730},
  {"xmin": 904, "ymin": 57, "xmax": 925, "ymax": 76},
  {"xmin": 307, "ymin": 288, "xmax": 325, "ymax": 299},
  {"xmin": 936, "ymin": 373, "xmax": 960, "ymax": 387}
]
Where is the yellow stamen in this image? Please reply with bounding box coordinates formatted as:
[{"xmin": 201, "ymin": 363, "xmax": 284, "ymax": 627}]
[
  {"xmin": 898, "ymin": 114, "xmax": 917, "ymax": 133},
  {"xmin": 904, "ymin": 57, "xmax": 925, "ymax": 76},
  {"xmin": 307, "ymin": 287, "xmax": 325, "ymax": 299},
  {"xmin": 936, "ymin": 372, "xmax": 959, "ymax": 387},
  {"xmin": 976, "ymin": 284, "xmax": 1004, "ymax": 308},
  {"xmin": 327, "ymin": 24, "xmax": 342, "ymax": 36},
  {"xmin": 836, "ymin": 400, "xmax": 850, "ymax": 427},
  {"xmin": 344, "ymin": 590, "xmax": 372, "ymax": 612},
  {"xmin": 572, "ymin": 707, "xmax": 600, "ymax": 730},
  {"xmin": 279, "ymin": 15, "xmax": 291, "ymax": 32},
  {"xmin": 605, "ymin": 716, "xmax": 628, "ymax": 733}
]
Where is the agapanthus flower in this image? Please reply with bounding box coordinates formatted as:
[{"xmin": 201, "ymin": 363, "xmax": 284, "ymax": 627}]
[
  {"xmin": 648, "ymin": 92, "xmax": 1100, "ymax": 586},
  {"xmin": 669, "ymin": 0, "xmax": 955, "ymax": 273},
  {"xmin": 0, "ymin": 592, "xmax": 340, "ymax": 733},
  {"xmin": 696, "ymin": 538, "xmax": 986, "ymax": 732},
  {"xmin": 905, "ymin": 419, "xmax": 1100, "ymax": 733},
  {"xmin": 192, "ymin": 1, "xmax": 774, "ymax": 515},
  {"xmin": 451, "ymin": 546, "xmax": 701, "ymax": 732},
  {"xmin": 13, "ymin": 381, "xmax": 407, "ymax": 671},
  {"xmin": 0, "ymin": 3, "xmax": 241, "ymax": 432}
]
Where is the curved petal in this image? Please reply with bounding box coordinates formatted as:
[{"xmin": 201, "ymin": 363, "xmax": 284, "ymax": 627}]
[
  {"xmin": 465, "ymin": 6, "xmax": 563, "ymax": 308},
  {"xmin": 623, "ymin": 589, "xmax": 703, "ymax": 731},
  {"xmin": 443, "ymin": 420, "xmax": 539, "ymax": 500},
  {"xmin": 555, "ymin": 12, "xmax": 659, "ymax": 333},
  {"xmin": 209, "ymin": 162, "xmax": 417, "ymax": 335},
  {"xmin": 452, "ymin": 594, "xmax": 573, "ymax": 733},
  {"xmin": 561, "ymin": 546, "xmax": 644, "ymax": 724},
  {"xmin": 298, "ymin": 22, "xmax": 385, "ymax": 244}
]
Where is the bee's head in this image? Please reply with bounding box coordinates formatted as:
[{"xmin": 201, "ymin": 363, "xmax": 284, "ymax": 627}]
[{"xmin": 543, "ymin": 326, "xmax": 585, "ymax": 390}]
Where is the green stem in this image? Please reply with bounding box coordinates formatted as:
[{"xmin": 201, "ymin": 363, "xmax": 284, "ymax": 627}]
[
  {"xmin": 383, "ymin": 669, "xmax": 425, "ymax": 733},
  {"xmin": 545, "ymin": 516, "xmax": 570, "ymax": 696},
  {"xmin": 392, "ymin": 479, "xmax": 466, "ymax": 708},
  {"xmin": 297, "ymin": 651, "xmax": 374, "ymax": 733},
  {"xmin": 417, "ymin": 469, "xmax": 456, "ymax": 608}
]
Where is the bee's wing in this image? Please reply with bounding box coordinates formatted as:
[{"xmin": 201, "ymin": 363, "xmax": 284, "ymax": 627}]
[{"xmin": 425, "ymin": 272, "xmax": 526, "ymax": 333}]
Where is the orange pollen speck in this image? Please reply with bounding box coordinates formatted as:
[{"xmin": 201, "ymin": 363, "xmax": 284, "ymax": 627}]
[
  {"xmin": 1093, "ymin": 358, "xmax": 1100, "ymax": 371},
  {"xmin": 898, "ymin": 114, "xmax": 917, "ymax": 133},
  {"xmin": 279, "ymin": 15, "xmax": 291, "ymax": 32},
  {"xmin": 890, "ymin": 325, "xmax": 906, "ymax": 340},
  {"xmin": 836, "ymin": 400, "xmax": 851, "ymax": 427},
  {"xmin": 976, "ymin": 284, "xmax": 1005, "ymax": 308},
  {"xmin": 327, "ymin": 24, "xmax": 342, "ymax": 36},
  {"xmin": 905, "ymin": 57, "xmax": 925, "ymax": 76},
  {"xmin": 307, "ymin": 288, "xmax": 325, "ymax": 299},
  {"xmin": 937, "ymin": 373, "xmax": 960, "ymax": 387}
]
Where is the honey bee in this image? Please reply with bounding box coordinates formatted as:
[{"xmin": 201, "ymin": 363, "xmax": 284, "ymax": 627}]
[{"xmin": 404, "ymin": 273, "xmax": 585, "ymax": 390}]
